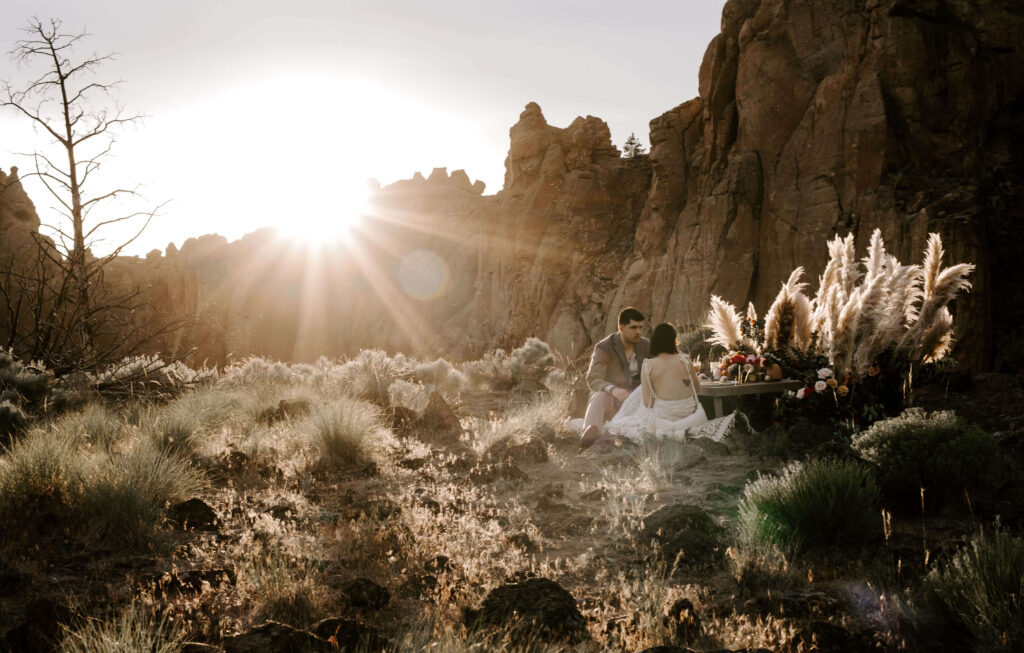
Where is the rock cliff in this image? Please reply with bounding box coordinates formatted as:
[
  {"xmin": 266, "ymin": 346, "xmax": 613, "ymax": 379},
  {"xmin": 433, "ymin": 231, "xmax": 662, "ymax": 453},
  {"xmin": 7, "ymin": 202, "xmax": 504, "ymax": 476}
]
[
  {"xmin": 3, "ymin": 0, "xmax": 1021, "ymax": 372},
  {"xmin": 470, "ymin": 0, "xmax": 1022, "ymax": 371},
  {"xmin": 0, "ymin": 167, "xmax": 40, "ymax": 238}
]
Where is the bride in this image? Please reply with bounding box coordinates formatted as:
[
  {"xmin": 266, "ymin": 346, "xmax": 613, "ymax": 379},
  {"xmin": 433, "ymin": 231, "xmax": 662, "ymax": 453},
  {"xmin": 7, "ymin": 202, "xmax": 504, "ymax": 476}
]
[{"xmin": 601, "ymin": 322, "xmax": 708, "ymax": 442}]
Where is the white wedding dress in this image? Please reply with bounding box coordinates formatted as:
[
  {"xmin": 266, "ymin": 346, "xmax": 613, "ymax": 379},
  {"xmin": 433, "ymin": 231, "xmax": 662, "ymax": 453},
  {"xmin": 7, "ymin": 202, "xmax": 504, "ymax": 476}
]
[{"xmin": 604, "ymin": 356, "xmax": 709, "ymax": 441}]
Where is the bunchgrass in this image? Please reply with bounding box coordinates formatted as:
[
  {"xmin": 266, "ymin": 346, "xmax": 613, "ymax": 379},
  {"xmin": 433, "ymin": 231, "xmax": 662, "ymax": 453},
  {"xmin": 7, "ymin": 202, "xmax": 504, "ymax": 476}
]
[
  {"xmin": 306, "ymin": 396, "xmax": 388, "ymax": 467},
  {"xmin": 80, "ymin": 438, "xmax": 204, "ymax": 547},
  {"xmin": 737, "ymin": 457, "xmax": 879, "ymax": 553},
  {"xmin": 0, "ymin": 428, "xmax": 84, "ymax": 541},
  {"xmin": 0, "ymin": 424, "xmax": 203, "ymax": 549},
  {"xmin": 50, "ymin": 402, "xmax": 124, "ymax": 450},
  {"xmin": 240, "ymin": 539, "xmax": 326, "ymax": 626},
  {"xmin": 141, "ymin": 386, "xmax": 255, "ymax": 457},
  {"xmin": 922, "ymin": 528, "xmax": 1024, "ymax": 651},
  {"xmin": 61, "ymin": 604, "xmax": 185, "ymax": 653}
]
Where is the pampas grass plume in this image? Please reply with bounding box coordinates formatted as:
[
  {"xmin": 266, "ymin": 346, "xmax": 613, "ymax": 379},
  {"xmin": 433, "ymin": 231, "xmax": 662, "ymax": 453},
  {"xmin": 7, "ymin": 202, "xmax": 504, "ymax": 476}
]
[{"xmin": 705, "ymin": 296, "xmax": 744, "ymax": 351}]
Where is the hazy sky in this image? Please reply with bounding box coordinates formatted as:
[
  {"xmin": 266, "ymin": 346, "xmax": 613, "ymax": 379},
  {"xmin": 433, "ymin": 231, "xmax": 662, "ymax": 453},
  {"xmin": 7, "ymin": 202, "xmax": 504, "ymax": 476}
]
[{"xmin": 1, "ymin": 1, "xmax": 726, "ymax": 255}]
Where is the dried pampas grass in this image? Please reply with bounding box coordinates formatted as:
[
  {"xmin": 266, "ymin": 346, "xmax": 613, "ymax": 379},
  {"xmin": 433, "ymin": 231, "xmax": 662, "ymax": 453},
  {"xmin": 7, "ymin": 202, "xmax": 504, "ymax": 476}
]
[
  {"xmin": 896, "ymin": 233, "xmax": 974, "ymax": 363},
  {"xmin": 705, "ymin": 295, "xmax": 745, "ymax": 351},
  {"xmin": 700, "ymin": 230, "xmax": 972, "ymax": 374},
  {"xmin": 764, "ymin": 267, "xmax": 814, "ymax": 352}
]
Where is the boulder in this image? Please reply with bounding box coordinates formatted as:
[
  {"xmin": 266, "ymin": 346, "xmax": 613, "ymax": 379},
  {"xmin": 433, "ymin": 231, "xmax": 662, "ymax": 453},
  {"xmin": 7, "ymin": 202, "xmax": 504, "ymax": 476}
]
[
  {"xmin": 221, "ymin": 621, "xmax": 334, "ymax": 653},
  {"xmin": 339, "ymin": 577, "xmax": 390, "ymax": 610},
  {"xmin": 465, "ymin": 577, "xmax": 588, "ymax": 645},
  {"xmin": 166, "ymin": 498, "xmax": 219, "ymax": 531},
  {"xmin": 421, "ymin": 391, "xmax": 463, "ymax": 444},
  {"xmin": 0, "ymin": 597, "xmax": 72, "ymax": 653},
  {"xmin": 310, "ymin": 618, "xmax": 389, "ymax": 652},
  {"xmin": 638, "ymin": 503, "xmax": 724, "ymax": 564}
]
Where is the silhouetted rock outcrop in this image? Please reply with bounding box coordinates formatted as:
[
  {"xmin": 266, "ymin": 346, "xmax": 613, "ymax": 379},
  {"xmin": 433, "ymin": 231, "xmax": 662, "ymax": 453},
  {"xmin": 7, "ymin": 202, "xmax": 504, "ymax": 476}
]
[
  {"xmin": 0, "ymin": 167, "xmax": 39, "ymax": 236},
  {"xmin": 3, "ymin": 0, "xmax": 1020, "ymax": 372}
]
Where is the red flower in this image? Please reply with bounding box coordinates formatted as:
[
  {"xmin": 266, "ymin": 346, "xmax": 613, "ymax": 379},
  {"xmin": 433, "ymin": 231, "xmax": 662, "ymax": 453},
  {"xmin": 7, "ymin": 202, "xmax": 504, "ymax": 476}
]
[{"xmin": 729, "ymin": 354, "xmax": 747, "ymax": 364}]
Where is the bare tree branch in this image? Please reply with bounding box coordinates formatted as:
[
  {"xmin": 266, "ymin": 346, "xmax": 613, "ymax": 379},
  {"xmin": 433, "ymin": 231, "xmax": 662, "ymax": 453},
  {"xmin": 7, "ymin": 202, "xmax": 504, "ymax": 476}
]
[{"xmin": 0, "ymin": 17, "xmax": 179, "ymax": 375}]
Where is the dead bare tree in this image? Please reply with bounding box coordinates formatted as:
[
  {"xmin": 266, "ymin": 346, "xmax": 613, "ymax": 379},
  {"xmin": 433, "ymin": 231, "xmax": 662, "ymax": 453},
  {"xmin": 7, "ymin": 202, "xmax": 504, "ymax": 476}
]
[{"xmin": 1, "ymin": 17, "xmax": 176, "ymax": 374}]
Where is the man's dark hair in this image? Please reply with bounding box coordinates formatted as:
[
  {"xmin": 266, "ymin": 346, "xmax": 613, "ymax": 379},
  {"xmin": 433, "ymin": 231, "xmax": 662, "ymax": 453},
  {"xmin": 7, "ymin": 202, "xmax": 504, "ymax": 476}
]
[
  {"xmin": 650, "ymin": 323, "xmax": 678, "ymax": 355},
  {"xmin": 618, "ymin": 307, "xmax": 645, "ymax": 325}
]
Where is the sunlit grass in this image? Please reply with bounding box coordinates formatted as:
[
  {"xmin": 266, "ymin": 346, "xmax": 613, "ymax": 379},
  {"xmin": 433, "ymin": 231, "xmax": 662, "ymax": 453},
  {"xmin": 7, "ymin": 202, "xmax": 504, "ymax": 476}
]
[
  {"xmin": 61, "ymin": 604, "xmax": 185, "ymax": 653},
  {"xmin": 306, "ymin": 395, "xmax": 390, "ymax": 467}
]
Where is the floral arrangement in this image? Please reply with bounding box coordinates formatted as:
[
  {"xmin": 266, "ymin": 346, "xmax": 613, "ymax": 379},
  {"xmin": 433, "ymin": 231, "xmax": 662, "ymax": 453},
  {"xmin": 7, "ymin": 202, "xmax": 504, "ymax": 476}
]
[
  {"xmin": 719, "ymin": 353, "xmax": 769, "ymax": 383},
  {"xmin": 702, "ymin": 230, "xmax": 974, "ymax": 433}
]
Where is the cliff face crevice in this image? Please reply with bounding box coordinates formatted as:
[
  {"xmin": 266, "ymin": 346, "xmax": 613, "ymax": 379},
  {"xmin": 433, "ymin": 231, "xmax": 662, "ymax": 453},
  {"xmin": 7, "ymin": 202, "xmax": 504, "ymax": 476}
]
[{"xmin": 2, "ymin": 0, "xmax": 1020, "ymax": 371}]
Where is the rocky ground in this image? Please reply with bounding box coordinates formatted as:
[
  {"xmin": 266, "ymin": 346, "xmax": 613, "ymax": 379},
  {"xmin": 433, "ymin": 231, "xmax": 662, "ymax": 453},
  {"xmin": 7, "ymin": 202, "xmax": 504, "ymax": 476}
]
[{"xmin": 2, "ymin": 372, "xmax": 1023, "ymax": 652}]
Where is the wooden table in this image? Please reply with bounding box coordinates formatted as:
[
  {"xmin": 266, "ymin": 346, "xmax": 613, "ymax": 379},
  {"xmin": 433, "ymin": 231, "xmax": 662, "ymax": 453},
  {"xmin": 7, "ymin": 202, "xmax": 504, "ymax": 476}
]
[{"xmin": 697, "ymin": 379, "xmax": 803, "ymax": 418}]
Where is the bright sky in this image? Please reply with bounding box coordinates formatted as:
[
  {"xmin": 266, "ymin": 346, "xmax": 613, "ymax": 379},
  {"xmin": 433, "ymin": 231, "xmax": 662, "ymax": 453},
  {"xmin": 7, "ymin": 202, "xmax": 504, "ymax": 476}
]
[{"xmin": 1, "ymin": 1, "xmax": 726, "ymax": 256}]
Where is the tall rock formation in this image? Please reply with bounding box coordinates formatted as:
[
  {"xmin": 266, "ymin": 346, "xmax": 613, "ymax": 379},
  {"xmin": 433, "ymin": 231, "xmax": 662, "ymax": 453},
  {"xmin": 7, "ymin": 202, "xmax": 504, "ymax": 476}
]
[
  {"xmin": 3, "ymin": 0, "xmax": 1020, "ymax": 372},
  {"xmin": 618, "ymin": 0, "xmax": 1023, "ymax": 371},
  {"xmin": 451, "ymin": 0, "xmax": 1022, "ymax": 371}
]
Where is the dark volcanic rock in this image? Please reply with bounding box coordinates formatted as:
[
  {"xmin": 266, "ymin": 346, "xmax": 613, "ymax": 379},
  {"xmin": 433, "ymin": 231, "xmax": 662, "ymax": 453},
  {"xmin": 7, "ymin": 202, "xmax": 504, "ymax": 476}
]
[
  {"xmin": 340, "ymin": 577, "xmax": 390, "ymax": 610},
  {"xmin": 0, "ymin": 597, "xmax": 72, "ymax": 653},
  {"xmin": 638, "ymin": 503, "xmax": 724, "ymax": 564},
  {"xmin": 310, "ymin": 618, "xmax": 389, "ymax": 652},
  {"xmin": 465, "ymin": 577, "xmax": 589, "ymax": 645},
  {"xmin": 420, "ymin": 391, "xmax": 464, "ymax": 445},
  {"xmin": 167, "ymin": 498, "xmax": 219, "ymax": 531},
  {"xmin": 221, "ymin": 621, "xmax": 334, "ymax": 653},
  {"xmin": 665, "ymin": 597, "xmax": 702, "ymax": 645}
]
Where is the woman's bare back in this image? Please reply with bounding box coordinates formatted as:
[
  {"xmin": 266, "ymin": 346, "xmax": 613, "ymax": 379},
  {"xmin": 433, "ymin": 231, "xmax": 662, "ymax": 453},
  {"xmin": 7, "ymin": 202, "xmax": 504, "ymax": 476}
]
[{"xmin": 646, "ymin": 354, "xmax": 694, "ymax": 401}]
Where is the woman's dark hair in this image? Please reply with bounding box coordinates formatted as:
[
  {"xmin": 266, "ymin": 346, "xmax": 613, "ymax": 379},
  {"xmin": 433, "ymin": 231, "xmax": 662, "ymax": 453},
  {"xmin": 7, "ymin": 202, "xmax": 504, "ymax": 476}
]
[{"xmin": 650, "ymin": 323, "xmax": 678, "ymax": 356}]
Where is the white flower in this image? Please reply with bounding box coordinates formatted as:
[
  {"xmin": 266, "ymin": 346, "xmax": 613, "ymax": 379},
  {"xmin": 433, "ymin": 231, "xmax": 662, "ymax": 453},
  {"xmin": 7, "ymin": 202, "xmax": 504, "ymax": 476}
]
[
  {"xmin": 815, "ymin": 380, "xmax": 828, "ymax": 393},
  {"xmin": 817, "ymin": 367, "xmax": 833, "ymax": 379},
  {"xmin": 796, "ymin": 388, "xmax": 807, "ymax": 399}
]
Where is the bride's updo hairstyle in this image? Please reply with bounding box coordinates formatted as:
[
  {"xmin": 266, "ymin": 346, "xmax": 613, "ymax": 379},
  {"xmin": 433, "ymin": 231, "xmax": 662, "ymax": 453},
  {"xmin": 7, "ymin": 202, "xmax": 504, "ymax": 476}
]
[{"xmin": 650, "ymin": 323, "xmax": 679, "ymax": 356}]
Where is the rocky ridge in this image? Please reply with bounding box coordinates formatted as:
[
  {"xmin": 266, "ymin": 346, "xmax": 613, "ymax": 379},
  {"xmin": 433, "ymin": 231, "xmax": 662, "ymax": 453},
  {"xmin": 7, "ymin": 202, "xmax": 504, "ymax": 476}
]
[{"xmin": 2, "ymin": 0, "xmax": 1021, "ymax": 371}]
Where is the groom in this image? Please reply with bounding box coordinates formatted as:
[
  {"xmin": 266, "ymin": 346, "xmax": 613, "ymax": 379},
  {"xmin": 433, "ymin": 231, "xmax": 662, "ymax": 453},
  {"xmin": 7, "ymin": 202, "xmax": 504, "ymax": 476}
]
[{"xmin": 580, "ymin": 307, "xmax": 650, "ymax": 449}]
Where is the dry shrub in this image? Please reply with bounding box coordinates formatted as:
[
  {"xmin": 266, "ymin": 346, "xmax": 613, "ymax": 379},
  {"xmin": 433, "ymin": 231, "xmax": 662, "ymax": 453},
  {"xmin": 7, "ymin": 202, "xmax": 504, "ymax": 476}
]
[
  {"xmin": 738, "ymin": 458, "xmax": 879, "ymax": 553},
  {"xmin": 922, "ymin": 528, "xmax": 1024, "ymax": 651},
  {"xmin": 852, "ymin": 408, "xmax": 996, "ymax": 507},
  {"xmin": 463, "ymin": 338, "xmax": 556, "ymax": 392}
]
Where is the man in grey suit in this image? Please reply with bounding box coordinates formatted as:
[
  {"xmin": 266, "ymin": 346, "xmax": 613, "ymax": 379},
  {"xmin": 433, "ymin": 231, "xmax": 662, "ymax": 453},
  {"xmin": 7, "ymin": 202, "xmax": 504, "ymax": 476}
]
[{"xmin": 580, "ymin": 307, "xmax": 650, "ymax": 450}]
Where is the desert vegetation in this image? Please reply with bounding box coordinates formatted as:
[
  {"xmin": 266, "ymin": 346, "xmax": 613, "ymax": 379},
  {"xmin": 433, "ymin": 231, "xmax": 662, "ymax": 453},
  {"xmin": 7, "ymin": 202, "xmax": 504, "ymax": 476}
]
[{"xmin": 1, "ymin": 321, "xmax": 1022, "ymax": 652}]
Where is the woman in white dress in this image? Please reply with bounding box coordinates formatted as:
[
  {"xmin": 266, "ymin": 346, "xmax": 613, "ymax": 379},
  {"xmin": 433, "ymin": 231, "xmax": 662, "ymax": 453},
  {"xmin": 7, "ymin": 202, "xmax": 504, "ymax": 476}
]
[{"xmin": 602, "ymin": 323, "xmax": 708, "ymax": 441}]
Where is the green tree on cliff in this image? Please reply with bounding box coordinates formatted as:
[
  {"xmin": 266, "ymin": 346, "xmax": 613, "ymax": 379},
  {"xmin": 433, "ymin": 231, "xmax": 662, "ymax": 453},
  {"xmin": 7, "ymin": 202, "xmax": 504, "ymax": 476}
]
[{"xmin": 623, "ymin": 133, "xmax": 646, "ymax": 158}]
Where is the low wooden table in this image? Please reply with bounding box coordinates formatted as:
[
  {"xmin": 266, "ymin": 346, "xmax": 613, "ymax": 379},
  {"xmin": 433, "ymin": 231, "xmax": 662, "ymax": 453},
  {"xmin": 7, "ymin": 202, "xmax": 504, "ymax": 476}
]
[{"xmin": 697, "ymin": 379, "xmax": 803, "ymax": 418}]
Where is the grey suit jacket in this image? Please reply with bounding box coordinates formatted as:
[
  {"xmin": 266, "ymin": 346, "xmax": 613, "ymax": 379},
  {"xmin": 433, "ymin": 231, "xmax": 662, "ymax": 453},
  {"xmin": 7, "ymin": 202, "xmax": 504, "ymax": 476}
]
[{"xmin": 586, "ymin": 332, "xmax": 651, "ymax": 393}]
